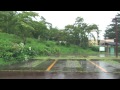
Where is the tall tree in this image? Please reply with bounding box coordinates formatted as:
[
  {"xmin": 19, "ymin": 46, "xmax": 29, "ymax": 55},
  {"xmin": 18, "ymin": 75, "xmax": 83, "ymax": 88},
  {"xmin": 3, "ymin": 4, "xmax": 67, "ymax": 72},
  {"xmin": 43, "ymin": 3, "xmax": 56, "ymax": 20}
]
[
  {"xmin": 0, "ymin": 11, "xmax": 17, "ymax": 33},
  {"xmin": 104, "ymin": 13, "xmax": 120, "ymax": 42},
  {"xmin": 13, "ymin": 11, "xmax": 39, "ymax": 44},
  {"xmin": 64, "ymin": 17, "xmax": 99, "ymax": 48}
]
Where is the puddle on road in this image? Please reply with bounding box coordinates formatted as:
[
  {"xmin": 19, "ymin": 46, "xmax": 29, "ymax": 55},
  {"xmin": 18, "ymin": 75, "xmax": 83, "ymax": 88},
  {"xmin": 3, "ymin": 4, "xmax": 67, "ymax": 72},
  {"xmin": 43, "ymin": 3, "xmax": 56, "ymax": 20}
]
[
  {"xmin": 98, "ymin": 72, "xmax": 120, "ymax": 79},
  {"xmin": 50, "ymin": 59, "xmax": 120, "ymax": 73},
  {"xmin": 50, "ymin": 59, "xmax": 101, "ymax": 72},
  {"xmin": 1, "ymin": 59, "xmax": 120, "ymax": 79},
  {"xmin": 1, "ymin": 59, "xmax": 120, "ymax": 73}
]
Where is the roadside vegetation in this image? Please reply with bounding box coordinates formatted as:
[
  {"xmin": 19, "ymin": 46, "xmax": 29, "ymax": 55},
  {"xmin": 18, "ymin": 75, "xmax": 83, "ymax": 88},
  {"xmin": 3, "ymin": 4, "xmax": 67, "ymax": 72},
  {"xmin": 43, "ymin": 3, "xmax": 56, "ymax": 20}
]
[
  {"xmin": 0, "ymin": 32, "xmax": 98, "ymax": 66},
  {"xmin": 0, "ymin": 11, "xmax": 120, "ymax": 66}
]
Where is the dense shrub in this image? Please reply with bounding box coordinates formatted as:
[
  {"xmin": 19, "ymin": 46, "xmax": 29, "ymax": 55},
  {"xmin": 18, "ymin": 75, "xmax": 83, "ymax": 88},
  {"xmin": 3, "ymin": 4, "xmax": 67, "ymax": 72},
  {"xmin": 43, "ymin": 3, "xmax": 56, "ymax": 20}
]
[
  {"xmin": 44, "ymin": 41, "xmax": 56, "ymax": 47},
  {"xmin": 89, "ymin": 46, "xmax": 99, "ymax": 52},
  {"xmin": 0, "ymin": 40, "xmax": 36, "ymax": 62}
]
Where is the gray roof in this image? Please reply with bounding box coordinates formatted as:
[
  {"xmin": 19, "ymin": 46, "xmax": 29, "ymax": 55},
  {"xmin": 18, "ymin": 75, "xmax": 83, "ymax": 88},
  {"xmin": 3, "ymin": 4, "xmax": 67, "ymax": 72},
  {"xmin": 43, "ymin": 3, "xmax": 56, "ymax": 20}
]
[{"xmin": 103, "ymin": 42, "xmax": 120, "ymax": 46}]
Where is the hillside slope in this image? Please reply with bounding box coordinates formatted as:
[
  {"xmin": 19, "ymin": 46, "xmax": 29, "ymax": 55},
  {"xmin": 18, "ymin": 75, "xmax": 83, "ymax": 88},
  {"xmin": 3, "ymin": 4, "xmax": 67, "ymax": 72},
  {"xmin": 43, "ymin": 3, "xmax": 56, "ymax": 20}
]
[{"xmin": 0, "ymin": 32, "xmax": 98, "ymax": 65}]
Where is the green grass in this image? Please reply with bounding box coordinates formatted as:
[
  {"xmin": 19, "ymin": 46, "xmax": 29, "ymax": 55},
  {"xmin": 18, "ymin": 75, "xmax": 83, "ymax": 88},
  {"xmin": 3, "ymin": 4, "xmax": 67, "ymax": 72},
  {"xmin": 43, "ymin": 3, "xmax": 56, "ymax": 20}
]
[
  {"xmin": 58, "ymin": 45, "xmax": 97, "ymax": 55},
  {"xmin": 0, "ymin": 32, "xmax": 22, "ymax": 44},
  {"xmin": 0, "ymin": 58, "xmax": 18, "ymax": 66},
  {"xmin": 0, "ymin": 32, "xmax": 101, "ymax": 65},
  {"xmin": 0, "ymin": 58, "xmax": 7, "ymax": 65},
  {"xmin": 0, "ymin": 32, "xmax": 98, "ymax": 55}
]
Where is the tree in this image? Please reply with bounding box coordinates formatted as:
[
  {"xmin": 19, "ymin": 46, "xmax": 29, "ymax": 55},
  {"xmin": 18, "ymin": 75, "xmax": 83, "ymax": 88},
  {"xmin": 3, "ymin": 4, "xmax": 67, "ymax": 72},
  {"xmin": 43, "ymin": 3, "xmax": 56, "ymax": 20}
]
[
  {"xmin": 30, "ymin": 21, "xmax": 48, "ymax": 40},
  {"xmin": 64, "ymin": 17, "xmax": 99, "ymax": 48},
  {"xmin": 0, "ymin": 11, "xmax": 17, "ymax": 33},
  {"xmin": 48, "ymin": 27, "xmax": 60, "ymax": 41},
  {"xmin": 12, "ymin": 11, "xmax": 39, "ymax": 44},
  {"xmin": 86, "ymin": 24, "xmax": 99, "ymax": 45},
  {"xmin": 104, "ymin": 13, "xmax": 120, "ymax": 42},
  {"xmin": 0, "ymin": 11, "xmax": 53, "ymax": 42},
  {"xmin": 73, "ymin": 17, "xmax": 89, "ymax": 47},
  {"xmin": 64, "ymin": 25, "xmax": 74, "ymax": 44}
]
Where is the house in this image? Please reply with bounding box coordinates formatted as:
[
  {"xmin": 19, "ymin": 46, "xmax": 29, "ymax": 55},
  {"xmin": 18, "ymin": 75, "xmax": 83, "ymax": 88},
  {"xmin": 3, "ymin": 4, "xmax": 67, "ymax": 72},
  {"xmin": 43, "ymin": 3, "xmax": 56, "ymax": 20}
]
[
  {"xmin": 99, "ymin": 39, "xmax": 120, "ymax": 54},
  {"xmin": 100, "ymin": 39, "xmax": 120, "ymax": 46}
]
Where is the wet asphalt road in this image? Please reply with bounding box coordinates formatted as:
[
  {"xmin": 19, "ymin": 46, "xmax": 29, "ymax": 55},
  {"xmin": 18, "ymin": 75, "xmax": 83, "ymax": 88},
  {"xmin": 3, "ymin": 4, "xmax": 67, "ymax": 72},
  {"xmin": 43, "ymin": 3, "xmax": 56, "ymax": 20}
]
[
  {"xmin": 0, "ymin": 59, "xmax": 120, "ymax": 79},
  {"xmin": 0, "ymin": 71, "xmax": 120, "ymax": 79}
]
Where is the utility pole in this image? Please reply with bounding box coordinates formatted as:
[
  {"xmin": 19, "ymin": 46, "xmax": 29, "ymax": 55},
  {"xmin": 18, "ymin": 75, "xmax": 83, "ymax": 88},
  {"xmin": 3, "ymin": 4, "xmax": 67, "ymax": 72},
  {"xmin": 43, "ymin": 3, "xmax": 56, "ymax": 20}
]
[
  {"xmin": 115, "ymin": 18, "xmax": 118, "ymax": 58},
  {"xmin": 112, "ymin": 15, "xmax": 120, "ymax": 58}
]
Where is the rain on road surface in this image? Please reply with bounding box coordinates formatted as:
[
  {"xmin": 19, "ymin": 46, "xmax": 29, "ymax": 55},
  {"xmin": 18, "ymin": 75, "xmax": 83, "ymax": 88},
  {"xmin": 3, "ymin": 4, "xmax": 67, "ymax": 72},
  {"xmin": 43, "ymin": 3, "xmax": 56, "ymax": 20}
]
[{"xmin": 0, "ymin": 59, "xmax": 120, "ymax": 79}]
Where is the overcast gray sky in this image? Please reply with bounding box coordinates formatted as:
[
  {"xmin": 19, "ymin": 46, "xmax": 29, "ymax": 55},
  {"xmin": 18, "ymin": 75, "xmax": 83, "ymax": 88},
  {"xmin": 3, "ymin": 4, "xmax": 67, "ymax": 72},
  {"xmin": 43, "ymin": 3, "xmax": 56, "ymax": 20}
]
[{"xmin": 35, "ymin": 11, "xmax": 119, "ymax": 40}]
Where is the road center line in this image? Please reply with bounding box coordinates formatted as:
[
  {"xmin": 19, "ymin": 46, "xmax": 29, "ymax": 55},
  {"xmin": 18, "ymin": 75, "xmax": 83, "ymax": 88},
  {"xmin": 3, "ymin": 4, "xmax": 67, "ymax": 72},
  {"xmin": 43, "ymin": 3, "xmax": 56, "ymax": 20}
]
[
  {"xmin": 46, "ymin": 60, "xmax": 57, "ymax": 71},
  {"xmin": 88, "ymin": 60, "xmax": 108, "ymax": 73}
]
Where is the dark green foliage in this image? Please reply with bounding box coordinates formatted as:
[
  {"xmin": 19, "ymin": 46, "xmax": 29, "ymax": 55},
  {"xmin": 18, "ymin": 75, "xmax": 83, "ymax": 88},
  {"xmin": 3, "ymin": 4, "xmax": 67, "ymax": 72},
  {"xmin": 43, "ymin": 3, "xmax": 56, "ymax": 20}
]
[
  {"xmin": 89, "ymin": 46, "xmax": 99, "ymax": 52},
  {"xmin": 104, "ymin": 13, "xmax": 120, "ymax": 43},
  {"xmin": 0, "ymin": 11, "xmax": 103, "ymax": 66},
  {"xmin": 0, "ymin": 11, "xmax": 100, "ymax": 48},
  {"xmin": 44, "ymin": 41, "xmax": 56, "ymax": 47},
  {"xmin": 64, "ymin": 17, "xmax": 99, "ymax": 48},
  {"xmin": 0, "ymin": 33, "xmax": 36, "ymax": 63}
]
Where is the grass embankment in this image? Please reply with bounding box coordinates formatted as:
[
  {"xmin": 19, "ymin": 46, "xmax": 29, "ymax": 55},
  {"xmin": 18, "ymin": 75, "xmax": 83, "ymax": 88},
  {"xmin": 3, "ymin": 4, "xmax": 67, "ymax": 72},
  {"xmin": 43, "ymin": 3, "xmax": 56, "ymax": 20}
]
[{"xmin": 0, "ymin": 32, "xmax": 99, "ymax": 66}]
